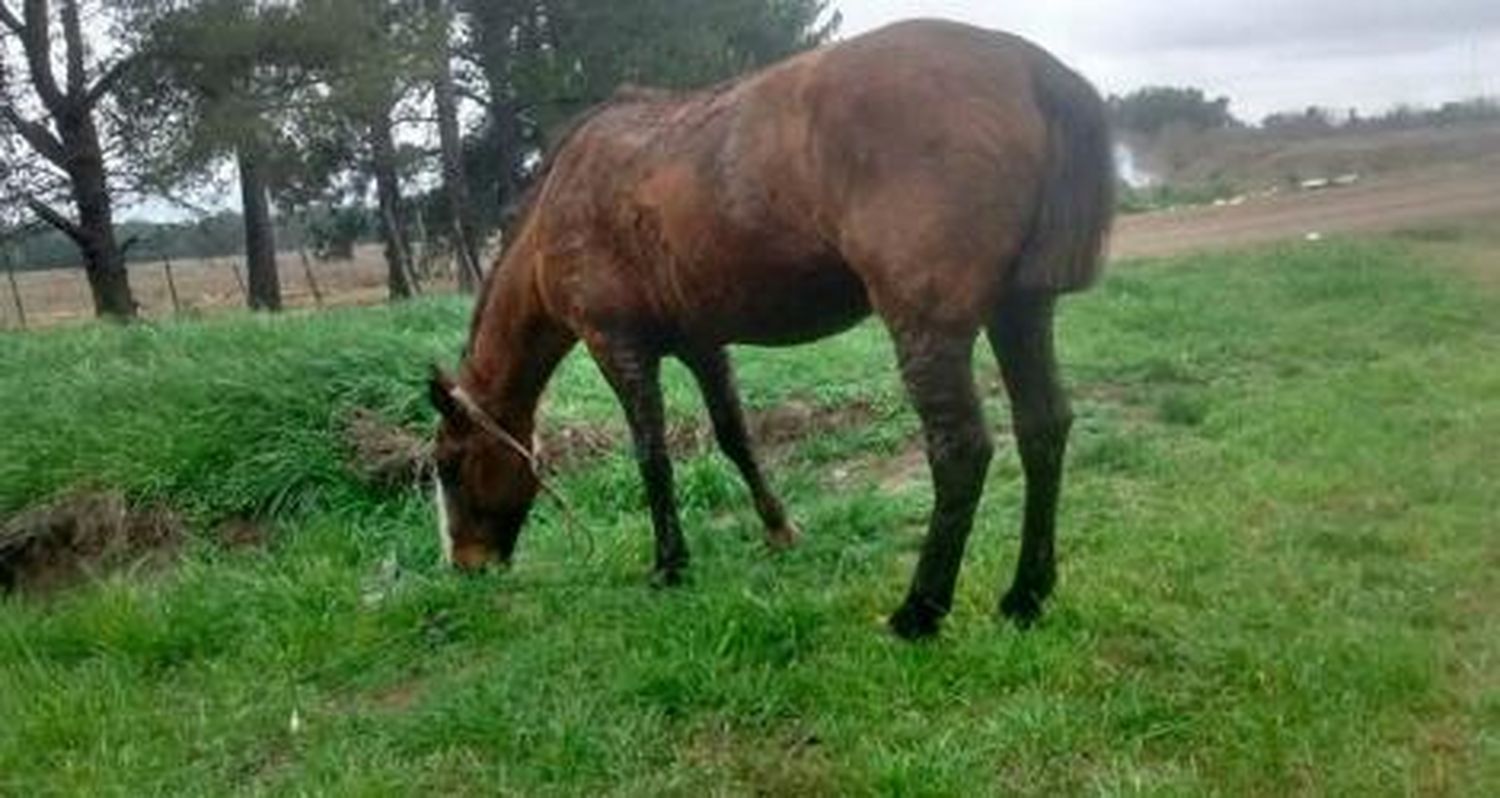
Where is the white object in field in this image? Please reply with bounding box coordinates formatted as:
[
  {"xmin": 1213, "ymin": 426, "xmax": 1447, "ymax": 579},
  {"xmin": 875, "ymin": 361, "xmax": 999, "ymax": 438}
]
[
  {"xmin": 435, "ymin": 479, "xmax": 454, "ymax": 564},
  {"xmin": 1305, "ymin": 232, "xmax": 1324, "ymax": 242},
  {"xmin": 1300, "ymin": 178, "xmax": 1331, "ymax": 191},
  {"xmin": 1333, "ymin": 173, "xmax": 1361, "ymax": 187},
  {"xmin": 1114, "ymin": 142, "xmax": 1157, "ymax": 188}
]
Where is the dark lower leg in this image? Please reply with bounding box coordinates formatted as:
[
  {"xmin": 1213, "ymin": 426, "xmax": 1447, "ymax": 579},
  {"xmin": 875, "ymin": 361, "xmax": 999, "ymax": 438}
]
[
  {"xmin": 989, "ymin": 295, "xmax": 1072, "ymax": 625},
  {"xmin": 591, "ymin": 342, "xmax": 688, "ymax": 584},
  {"xmin": 685, "ymin": 348, "xmax": 797, "ymax": 548},
  {"xmin": 887, "ymin": 331, "xmax": 993, "ymax": 640}
]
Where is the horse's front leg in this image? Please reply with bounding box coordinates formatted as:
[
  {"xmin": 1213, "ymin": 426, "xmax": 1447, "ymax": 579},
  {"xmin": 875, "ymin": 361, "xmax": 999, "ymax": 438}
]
[{"xmin": 588, "ymin": 337, "xmax": 689, "ymax": 586}]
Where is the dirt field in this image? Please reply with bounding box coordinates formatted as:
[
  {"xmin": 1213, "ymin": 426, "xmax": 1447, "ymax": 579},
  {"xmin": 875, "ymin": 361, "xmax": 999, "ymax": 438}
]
[
  {"xmin": 1112, "ymin": 161, "xmax": 1500, "ymax": 259},
  {"xmin": 1150, "ymin": 120, "xmax": 1500, "ymax": 188},
  {"xmin": 4, "ymin": 162, "xmax": 1497, "ymax": 330}
]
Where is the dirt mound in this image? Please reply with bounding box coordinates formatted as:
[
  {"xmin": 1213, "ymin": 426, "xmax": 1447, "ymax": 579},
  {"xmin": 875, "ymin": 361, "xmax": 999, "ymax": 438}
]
[
  {"xmin": 214, "ymin": 517, "xmax": 273, "ymax": 550},
  {"xmin": 537, "ymin": 398, "xmax": 880, "ymax": 471},
  {"xmin": 746, "ymin": 398, "xmax": 879, "ymax": 447},
  {"xmin": 345, "ymin": 397, "xmax": 882, "ymax": 489},
  {"xmin": 0, "ymin": 491, "xmax": 183, "ymax": 595},
  {"xmin": 344, "ymin": 408, "xmax": 432, "ymax": 490}
]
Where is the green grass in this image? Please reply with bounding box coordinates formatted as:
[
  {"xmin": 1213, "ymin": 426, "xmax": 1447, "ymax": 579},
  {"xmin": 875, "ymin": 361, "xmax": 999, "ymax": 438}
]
[
  {"xmin": 1116, "ymin": 177, "xmax": 1240, "ymax": 214},
  {"xmin": 2, "ymin": 237, "xmax": 1498, "ymax": 795}
]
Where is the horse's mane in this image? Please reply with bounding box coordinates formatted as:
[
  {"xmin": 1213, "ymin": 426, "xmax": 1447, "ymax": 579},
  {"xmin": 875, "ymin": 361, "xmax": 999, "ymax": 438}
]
[
  {"xmin": 466, "ymin": 89, "xmax": 674, "ymax": 346},
  {"xmin": 496, "ymin": 85, "xmax": 685, "ymax": 247}
]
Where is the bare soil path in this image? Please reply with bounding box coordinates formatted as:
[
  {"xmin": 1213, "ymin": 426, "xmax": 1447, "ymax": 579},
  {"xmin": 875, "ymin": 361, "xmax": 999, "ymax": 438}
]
[{"xmin": 1111, "ymin": 162, "xmax": 1500, "ymax": 260}]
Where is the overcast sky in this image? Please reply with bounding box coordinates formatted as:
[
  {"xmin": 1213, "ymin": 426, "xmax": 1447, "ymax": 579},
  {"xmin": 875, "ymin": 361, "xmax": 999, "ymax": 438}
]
[{"xmin": 838, "ymin": 1, "xmax": 1500, "ymax": 120}]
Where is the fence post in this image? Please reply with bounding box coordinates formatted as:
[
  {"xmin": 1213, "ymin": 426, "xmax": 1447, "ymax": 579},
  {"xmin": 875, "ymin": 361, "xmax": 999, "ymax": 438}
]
[
  {"xmin": 230, "ymin": 260, "xmax": 247, "ymax": 300},
  {"xmin": 162, "ymin": 255, "xmax": 182, "ymax": 314},
  {"xmin": 3, "ymin": 246, "xmax": 26, "ymax": 331},
  {"xmin": 296, "ymin": 246, "xmax": 324, "ymax": 308}
]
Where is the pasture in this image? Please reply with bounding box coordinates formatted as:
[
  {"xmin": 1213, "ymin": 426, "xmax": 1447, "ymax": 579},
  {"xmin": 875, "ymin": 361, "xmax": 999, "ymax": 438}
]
[{"xmin": 1, "ymin": 231, "xmax": 1497, "ymax": 794}]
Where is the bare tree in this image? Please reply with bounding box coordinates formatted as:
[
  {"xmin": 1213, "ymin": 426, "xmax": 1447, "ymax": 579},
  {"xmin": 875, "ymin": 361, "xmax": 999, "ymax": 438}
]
[{"xmin": 0, "ymin": 0, "xmax": 136, "ymax": 319}]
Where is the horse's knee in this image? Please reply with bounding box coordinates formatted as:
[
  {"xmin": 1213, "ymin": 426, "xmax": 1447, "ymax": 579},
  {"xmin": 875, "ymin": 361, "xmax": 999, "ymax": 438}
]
[
  {"xmin": 935, "ymin": 425, "xmax": 992, "ymax": 471},
  {"xmin": 1015, "ymin": 406, "xmax": 1071, "ymax": 463}
]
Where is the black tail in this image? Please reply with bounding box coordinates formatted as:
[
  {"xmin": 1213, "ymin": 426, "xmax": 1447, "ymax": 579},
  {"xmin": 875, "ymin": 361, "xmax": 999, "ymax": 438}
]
[{"xmin": 1012, "ymin": 50, "xmax": 1115, "ymax": 293}]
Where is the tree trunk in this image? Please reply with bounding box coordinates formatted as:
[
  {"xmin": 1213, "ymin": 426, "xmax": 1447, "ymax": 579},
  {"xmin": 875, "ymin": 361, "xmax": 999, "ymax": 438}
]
[
  {"xmin": 236, "ymin": 145, "xmax": 281, "ymax": 311},
  {"xmin": 427, "ymin": 0, "xmax": 483, "ymax": 292},
  {"xmin": 60, "ymin": 123, "xmax": 136, "ymax": 319},
  {"xmin": 66, "ymin": 115, "xmax": 136, "ymax": 320},
  {"xmin": 370, "ymin": 106, "xmax": 414, "ymax": 300}
]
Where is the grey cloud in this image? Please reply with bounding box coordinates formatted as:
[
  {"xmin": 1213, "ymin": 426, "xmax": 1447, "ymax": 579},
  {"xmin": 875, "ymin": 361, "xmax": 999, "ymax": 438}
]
[
  {"xmin": 1076, "ymin": 0, "xmax": 1500, "ymax": 55},
  {"xmin": 838, "ymin": 1, "xmax": 1500, "ymax": 119}
]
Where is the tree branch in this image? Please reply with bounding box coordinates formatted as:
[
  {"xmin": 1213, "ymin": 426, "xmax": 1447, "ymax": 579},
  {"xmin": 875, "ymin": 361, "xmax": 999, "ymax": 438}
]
[
  {"xmin": 60, "ymin": 0, "xmax": 85, "ymax": 97},
  {"xmin": 0, "ymin": 104, "xmax": 67, "ymax": 166},
  {"xmin": 0, "ymin": 1, "xmax": 21, "ymax": 34},
  {"xmin": 83, "ymin": 54, "xmax": 136, "ymax": 109},
  {"xmin": 21, "ymin": 0, "xmax": 67, "ymax": 110},
  {"xmin": 25, "ymin": 195, "xmax": 86, "ymax": 244}
]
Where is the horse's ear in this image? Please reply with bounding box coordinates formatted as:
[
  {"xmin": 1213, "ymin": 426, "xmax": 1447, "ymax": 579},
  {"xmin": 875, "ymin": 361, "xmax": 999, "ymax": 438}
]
[{"xmin": 429, "ymin": 366, "xmax": 460, "ymax": 421}]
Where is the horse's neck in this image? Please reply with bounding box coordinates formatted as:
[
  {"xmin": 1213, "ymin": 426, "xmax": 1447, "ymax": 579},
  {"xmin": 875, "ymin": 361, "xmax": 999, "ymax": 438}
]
[{"xmin": 461, "ymin": 254, "xmax": 573, "ymax": 435}]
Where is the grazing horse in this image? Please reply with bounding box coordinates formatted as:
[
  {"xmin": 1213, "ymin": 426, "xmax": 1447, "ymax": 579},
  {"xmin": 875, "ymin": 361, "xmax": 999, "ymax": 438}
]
[{"xmin": 429, "ymin": 19, "xmax": 1114, "ymax": 639}]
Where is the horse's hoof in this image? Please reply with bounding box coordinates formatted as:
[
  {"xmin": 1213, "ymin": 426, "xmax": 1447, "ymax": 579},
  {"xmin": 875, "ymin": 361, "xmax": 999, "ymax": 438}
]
[
  {"xmin": 887, "ymin": 599, "xmax": 944, "ymax": 641},
  {"xmin": 999, "ymin": 589, "xmax": 1045, "ymax": 628},
  {"xmin": 765, "ymin": 522, "xmax": 801, "ymax": 552}
]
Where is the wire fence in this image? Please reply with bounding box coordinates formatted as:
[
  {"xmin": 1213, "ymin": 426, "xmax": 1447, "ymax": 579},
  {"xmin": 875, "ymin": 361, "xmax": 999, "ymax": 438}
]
[{"xmin": 0, "ymin": 244, "xmax": 469, "ymax": 331}]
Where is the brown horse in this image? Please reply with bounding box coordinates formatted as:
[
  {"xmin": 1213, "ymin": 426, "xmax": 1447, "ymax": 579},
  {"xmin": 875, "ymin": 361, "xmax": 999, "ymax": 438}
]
[{"xmin": 429, "ymin": 19, "xmax": 1114, "ymax": 639}]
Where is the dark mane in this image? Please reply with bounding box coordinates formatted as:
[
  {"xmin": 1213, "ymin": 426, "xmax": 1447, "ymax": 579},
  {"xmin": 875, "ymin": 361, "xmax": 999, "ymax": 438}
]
[
  {"xmin": 494, "ymin": 76, "xmax": 747, "ymax": 258},
  {"xmin": 497, "ymin": 88, "xmax": 677, "ymax": 248},
  {"xmin": 467, "ymin": 90, "xmax": 671, "ymax": 346}
]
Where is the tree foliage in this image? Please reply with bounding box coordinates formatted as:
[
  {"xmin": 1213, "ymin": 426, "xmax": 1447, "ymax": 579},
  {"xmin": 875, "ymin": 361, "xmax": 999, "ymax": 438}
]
[
  {"xmin": 116, "ymin": 0, "xmax": 360, "ymax": 309},
  {"xmin": 1109, "ymin": 86, "xmax": 1240, "ymax": 139},
  {"xmin": 461, "ymin": 0, "xmax": 839, "ymax": 226}
]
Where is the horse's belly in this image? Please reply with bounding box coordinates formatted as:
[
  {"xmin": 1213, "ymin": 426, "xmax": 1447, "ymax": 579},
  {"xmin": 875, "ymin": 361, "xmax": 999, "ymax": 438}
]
[{"xmin": 685, "ymin": 256, "xmax": 870, "ymax": 347}]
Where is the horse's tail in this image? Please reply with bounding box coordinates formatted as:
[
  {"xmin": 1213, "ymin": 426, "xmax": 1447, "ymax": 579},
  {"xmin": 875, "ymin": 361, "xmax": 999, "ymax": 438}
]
[{"xmin": 1011, "ymin": 49, "xmax": 1115, "ymax": 294}]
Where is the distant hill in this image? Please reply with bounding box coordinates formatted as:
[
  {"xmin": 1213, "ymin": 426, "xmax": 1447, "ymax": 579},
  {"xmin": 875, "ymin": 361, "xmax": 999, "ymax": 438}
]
[{"xmin": 1146, "ymin": 120, "xmax": 1500, "ymax": 191}]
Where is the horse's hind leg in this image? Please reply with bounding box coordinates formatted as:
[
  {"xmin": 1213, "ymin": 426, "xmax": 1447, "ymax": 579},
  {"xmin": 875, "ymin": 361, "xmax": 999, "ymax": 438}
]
[
  {"xmin": 987, "ymin": 293, "xmax": 1072, "ymax": 626},
  {"xmin": 683, "ymin": 348, "xmax": 799, "ymax": 550},
  {"xmin": 586, "ymin": 337, "xmax": 689, "ymax": 586},
  {"xmin": 885, "ymin": 327, "xmax": 994, "ymax": 640}
]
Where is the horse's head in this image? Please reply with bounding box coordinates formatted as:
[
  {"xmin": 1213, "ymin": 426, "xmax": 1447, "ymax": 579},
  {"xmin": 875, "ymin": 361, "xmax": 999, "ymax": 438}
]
[{"xmin": 428, "ymin": 369, "xmax": 539, "ymax": 570}]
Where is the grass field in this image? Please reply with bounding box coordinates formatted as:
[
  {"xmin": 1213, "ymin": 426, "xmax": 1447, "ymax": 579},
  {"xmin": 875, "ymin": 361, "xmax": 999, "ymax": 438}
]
[{"xmin": 2, "ymin": 233, "xmax": 1497, "ymax": 794}]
